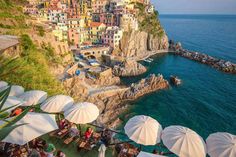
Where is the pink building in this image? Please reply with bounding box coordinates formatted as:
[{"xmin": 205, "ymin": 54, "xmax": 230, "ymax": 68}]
[
  {"xmin": 66, "ymin": 0, "xmax": 80, "ymax": 18},
  {"xmin": 92, "ymin": 0, "xmax": 109, "ymax": 13},
  {"xmin": 68, "ymin": 28, "xmax": 80, "ymax": 47},
  {"xmin": 102, "ymin": 26, "xmax": 123, "ymax": 49}
]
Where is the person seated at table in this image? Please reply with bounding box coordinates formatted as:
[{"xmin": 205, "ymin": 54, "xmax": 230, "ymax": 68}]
[
  {"xmin": 10, "ymin": 107, "xmax": 23, "ymax": 117},
  {"xmin": 56, "ymin": 150, "xmax": 66, "ymax": 157},
  {"xmin": 59, "ymin": 119, "xmax": 69, "ymax": 130},
  {"xmin": 69, "ymin": 123, "xmax": 79, "ymax": 137},
  {"xmin": 43, "ymin": 141, "xmax": 56, "ymax": 157},
  {"xmin": 29, "ymin": 138, "xmax": 45, "ymax": 150},
  {"xmin": 101, "ymin": 129, "xmax": 112, "ymax": 145},
  {"xmin": 84, "ymin": 127, "xmax": 94, "ymax": 140}
]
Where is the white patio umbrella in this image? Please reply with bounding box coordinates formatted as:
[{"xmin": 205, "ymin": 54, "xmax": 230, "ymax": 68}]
[
  {"xmin": 0, "ymin": 81, "xmax": 8, "ymax": 88},
  {"xmin": 64, "ymin": 102, "xmax": 99, "ymax": 124},
  {"xmin": 137, "ymin": 151, "xmax": 167, "ymax": 157},
  {"xmin": 2, "ymin": 96, "xmax": 25, "ymax": 112},
  {"xmin": 124, "ymin": 115, "xmax": 162, "ymax": 145},
  {"xmin": 0, "ymin": 112, "xmax": 58, "ymax": 145},
  {"xmin": 161, "ymin": 125, "xmax": 206, "ymax": 157},
  {"xmin": 0, "ymin": 85, "xmax": 24, "ymax": 96},
  {"xmin": 18, "ymin": 90, "xmax": 47, "ymax": 106},
  {"xmin": 40, "ymin": 95, "xmax": 74, "ymax": 113},
  {"xmin": 206, "ymin": 132, "xmax": 236, "ymax": 157}
]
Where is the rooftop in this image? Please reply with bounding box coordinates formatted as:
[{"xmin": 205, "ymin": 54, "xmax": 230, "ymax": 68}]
[
  {"xmin": 90, "ymin": 22, "xmax": 105, "ymax": 27},
  {"xmin": 0, "ymin": 35, "xmax": 19, "ymax": 51}
]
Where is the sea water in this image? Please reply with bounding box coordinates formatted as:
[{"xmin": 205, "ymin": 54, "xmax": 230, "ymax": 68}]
[{"xmin": 120, "ymin": 15, "xmax": 236, "ymax": 152}]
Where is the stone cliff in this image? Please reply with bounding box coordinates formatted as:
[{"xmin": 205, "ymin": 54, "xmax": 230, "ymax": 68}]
[
  {"xmin": 116, "ymin": 3, "xmax": 169, "ymax": 59},
  {"xmin": 119, "ymin": 30, "xmax": 169, "ymax": 58}
]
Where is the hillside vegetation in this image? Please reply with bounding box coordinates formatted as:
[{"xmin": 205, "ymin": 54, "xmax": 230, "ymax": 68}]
[
  {"xmin": 0, "ymin": 0, "xmax": 67, "ymax": 96},
  {"xmin": 0, "ymin": 0, "xmax": 29, "ymax": 32},
  {"xmin": 135, "ymin": 3, "xmax": 165, "ymax": 38},
  {"xmin": 0, "ymin": 35, "xmax": 66, "ymax": 95}
]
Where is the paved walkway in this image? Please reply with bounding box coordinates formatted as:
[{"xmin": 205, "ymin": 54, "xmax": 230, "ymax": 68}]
[{"xmin": 88, "ymin": 85, "xmax": 121, "ymax": 96}]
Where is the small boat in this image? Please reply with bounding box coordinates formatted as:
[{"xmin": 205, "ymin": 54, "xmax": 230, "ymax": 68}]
[
  {"xmin": 144, "ymin": 59, "xmax": 151, "ymax": 63},
  {"xmin": 148, "ymin": 58, "xmax": 154, "ymax": 61},
  {"xmin": 170, "ymin": 75, "xmax": 181, "ymax": 85}
]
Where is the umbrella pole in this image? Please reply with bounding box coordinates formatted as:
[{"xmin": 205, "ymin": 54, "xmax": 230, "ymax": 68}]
[
  {"xmin": 79, "ymin": 124, "xmax": 82, "ymax": 137},
  {"xmin": 27, "ymin": 143, "xmax": 30, "ymax": 151}
]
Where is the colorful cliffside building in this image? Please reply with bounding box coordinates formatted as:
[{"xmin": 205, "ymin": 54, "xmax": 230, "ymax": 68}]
[
  {"xmin": 89, "ymin": 22, "xmax": 106, "ymax": 43},
  {"xmin": 102, "ymin": 26, "xmax": 123, "ymax": 48}
]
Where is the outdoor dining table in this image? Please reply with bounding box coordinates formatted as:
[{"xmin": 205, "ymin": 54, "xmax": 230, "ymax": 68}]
[
  {"xmin": 51, "ymin": 128, "xmax": 70, "ymax": 139},
  {"xmin": 77, "ymin": 139, "xmax": 93, "ymax": 151}
]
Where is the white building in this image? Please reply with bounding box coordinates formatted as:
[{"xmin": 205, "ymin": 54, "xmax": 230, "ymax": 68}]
[
  {"xmin": 146, "ymin": 4, "xmax": 155, "ymax": 13},
  {"xmin": 52, "ymin": 22, "xmax": 68, "ymax": 41},
  {"xmin": 103, "ymin": 26, "xmax": 123, "ymax": 48},
  {"xmin": 47, "ymin": 9, "xmax": 67, "ymax": 23}
]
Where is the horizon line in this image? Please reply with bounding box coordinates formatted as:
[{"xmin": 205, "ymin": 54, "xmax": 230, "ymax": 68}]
[{"xmin": 159, "ymin": 13, "xmax": 236, "ymax": 16}]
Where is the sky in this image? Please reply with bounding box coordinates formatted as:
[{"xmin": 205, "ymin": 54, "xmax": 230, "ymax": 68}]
[{"xmin": 151, "ymin": 0, "xmax": 236, "ymax": 15}]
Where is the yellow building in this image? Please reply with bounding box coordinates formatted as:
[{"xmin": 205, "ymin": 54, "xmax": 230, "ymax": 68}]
[
  {"xmin": 43, "ymin": 1, "xmax": 50, "ymax": 8},
  {"xmin": 79, "ymin": 0, "xmax": 88, "ymax": 16},
  {"xmin": 38, "ymin": 9, "xmax": 48, "ymax": 22},
  {"xmin": 52, "ymin": 23, "xmax": 68, "ymax": 41},
  {"xmin": 89, "ymin": 22, "xmax": 106, "ymax": 43}
]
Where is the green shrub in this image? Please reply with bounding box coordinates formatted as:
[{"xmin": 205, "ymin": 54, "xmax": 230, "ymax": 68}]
[
  {"xmin": 36, "ymin": 26, "xmax": 45, "ymax": 37},
  {"xmin": 135, "ymin": 3, "xmax": 164, "ymax": 38},
  {"xmin": 0, "ymin": 35, "xmax": 66, "ymax": 96},
  {"xmin": 20, "ymin": 34, "xmax": 35, "ymax": 53}
]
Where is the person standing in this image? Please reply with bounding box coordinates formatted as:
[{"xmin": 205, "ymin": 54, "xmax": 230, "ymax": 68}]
[{"xmin": 98, "ymin": 144, "xmax": 106, "ymax": 157}]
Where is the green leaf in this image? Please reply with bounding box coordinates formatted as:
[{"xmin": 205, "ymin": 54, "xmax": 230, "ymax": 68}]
[
  {"xmin": 0, "ymin": 107, "xmax": 30, "ymax": 129},
  {"xmin": 0, "ymin": 85, "xmax": 11, "ymax": 110},
  {"xmin": 0, "ymin": 124, "xmax": 25, "ymax": 141},
  {"xmin": 0, "ymin": 104, "xmax": 19, "ymax": 114},
  {"xmin": 0, "ymin": 112, "xmax": 9, "ymax": 120}
]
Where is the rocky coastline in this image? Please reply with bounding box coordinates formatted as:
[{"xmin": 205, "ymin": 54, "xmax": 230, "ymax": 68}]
[
  {"xmin": 172, "ymin": 49, "xmax": 236, "ymax": 74},
  {"xmin": 122, "ymin": 74, "xmax": 169, "ymax": 100},
  {"xmin": 86, "ymin": 74, "xmax": 169, "ymax": 128},
  {"xmin": 113, "ymin": 60, "xmax": 147, "ymax": 77},
  {"xmin": 168, "ymin": 40, "xmax": 236, "ymax": 74}
]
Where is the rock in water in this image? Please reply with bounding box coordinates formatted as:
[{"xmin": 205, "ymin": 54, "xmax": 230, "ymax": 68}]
[
  {"xmin": 170, "ymin": 75, "xmax": 181, "ymax": 85},
  {"xmin": 113, "ymin": 59, "xmax": 147, "ymax": 77},
  {"xmin": 122, "ymin": 74, "xmax": 169, "ymax": 100}
]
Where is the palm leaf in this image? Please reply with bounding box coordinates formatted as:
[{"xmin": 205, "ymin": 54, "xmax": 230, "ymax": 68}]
[
  {"xmin": 0, "ymin": 107, "xmax": 30, "ymax": 129},
  {"xmin": 0, "ymin": 104, "xmax": 19, "ymax": 115},
  {"xmin": 0, "ymin": 86, "xmax": 11, "ymax": 110},
  {"xmin": 0, "ymin": 124, "xmax": 25, "ymax": 141}
]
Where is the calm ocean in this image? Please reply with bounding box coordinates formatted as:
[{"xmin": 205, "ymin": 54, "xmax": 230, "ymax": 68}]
[{"xmin": 120, "ymin": 15, "xmax": 236, "ymax": 151}]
